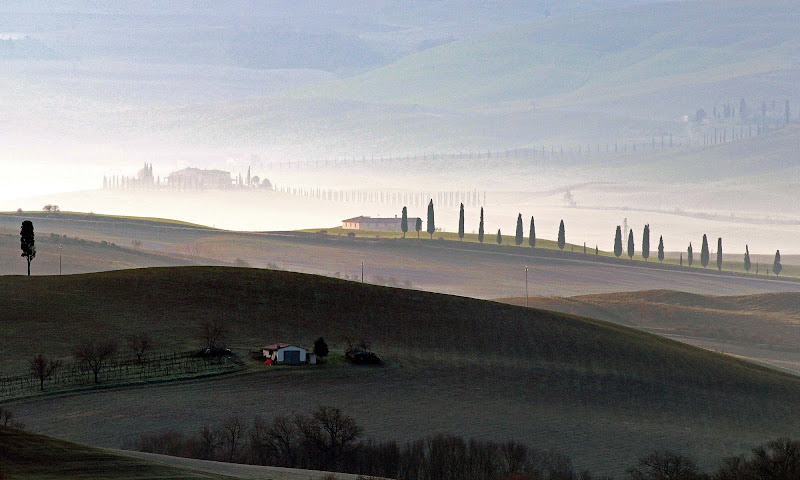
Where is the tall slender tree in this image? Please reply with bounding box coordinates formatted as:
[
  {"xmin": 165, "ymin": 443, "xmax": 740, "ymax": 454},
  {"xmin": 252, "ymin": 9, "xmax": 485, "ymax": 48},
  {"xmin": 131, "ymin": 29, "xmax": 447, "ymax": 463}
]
[
  {"xmin": 458, "ymin": 203, "xmax": 465, "ymax": 241},
  {"xmin": 658, "ymin": 236, "xmax": 665, "ymax": 263},
  {"xmin": 528, "ymin": 216, "xmax": 536, "ymax": 248},
  {"xmin": 557, "ymin": 220, "xmax": 565, "ymax": 251},
  {"xmin": 478, "ymin": 207, "xmax": 484, "ymax": 243},
  {"xmin": 773, "ymin": 250, "xmax": 783, "ymax": 276},
  {"xmin": 515, "ymin": 214, "xmax": 523, "ymax": 246},
  {"xmin": 426, "ymin": 200, "xmax": 435, "ymax": 239},
  {"xmin": 688, "ymin": 243, "xmax": 694, "ymax": 267},
  {"xmin": 700, "ymin": 234, "xmax": 710, "ymax": 268},
  {"xmin": 614, "ymin": 226, "xmax": 623, "ymax": 258},
  {"xmin": 401, "ymin": 207, "xmax": 408, "ymax": 238},
  {"xmin": 496, "ymin": 229, "xmax": 502, "ymax": 245},
  {"xmin": 415, "ymin": 217, "xmax": 422, "ymax": 239},
  {"xmin": 744, "ymin": 245, "xmax": 751, "ymax": 273},
  {"xmin": 20, "ymin": 220, "xmax": 35, "ymax": 276},
  {"xmin": 716, "ymin": 237, "xmax": 723, "ymax": 271},
  {"xmin": 642, "ymin": 224, "xmax": 650, "ymax": 261},
  {"xmin": 627, "ymin": 229, "xmax": 635, "ymax": 259}
]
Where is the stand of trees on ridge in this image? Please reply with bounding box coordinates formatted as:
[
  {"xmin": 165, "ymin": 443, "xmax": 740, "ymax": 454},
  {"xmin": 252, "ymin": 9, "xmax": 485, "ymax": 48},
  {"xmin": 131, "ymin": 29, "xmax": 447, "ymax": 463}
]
[{"xmin": 403, "ymin": 202, "xmax": 785, "ymax": 277}]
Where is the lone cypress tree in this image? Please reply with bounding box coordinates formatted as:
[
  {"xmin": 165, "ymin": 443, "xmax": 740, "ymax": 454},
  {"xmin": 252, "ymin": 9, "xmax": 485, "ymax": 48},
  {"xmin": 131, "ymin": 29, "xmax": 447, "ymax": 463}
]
[
  {"xmin": 401, "ymin": 207, "xmax": 408, "ymax": 238},
  {"xmin": 642, "ymin": 224, "xmax": 650, "ymax": 261},
  {"xmin": 20, "ymin": 220, "xmax": 35, "ymax": 276},
  {"xmin": 716, "ymin": 237, "xmax": 723, "ymax": 271},
  {"xmin": 773, "ymin": 250, "xmax": 782, "ymax": 276},
  {"xmin": 478, "ymin": 207, "xmax": 485, "ymax": 243},
  {"xmin": 688, "ymin": 243, "xmax": 693, "ymax": 267},
  {"xmin": 614, "ymin": 226, "xmax": 623, "ymax": 258},
  {"xmin": 557, "ymin": 220, "xmax": 565, "ymax": 251},
  {"xmin": 627, "ymin": 230, "xmax": 635, "ymax": 259},
  {"xmin": 515, "ymin": 214, "xmax": 523, "ymax": 246},
  {"xmin": 744, "ymin": 245, "xmax": 751, "ymax": 273},
  {"xmin": 458, "ymin": 203, "xmax": 465, "ymax": 241},
  {"xmin": 658, "ymin": 236, "xmax": 664, "ymax": 263},
  {"xmin": 528, "ymin": 217, "xmax": 536, "ymax": 248},
  {"xmin": 496, "ymin": 229, "xmax": 502, "ymax": 245},
  {"xmin": 700, "ymin": 234, "xmax": 710, "ymax": 268},
  {"xmin": 426, "ymin": 200, "xmax": 435, "ymax": 239},
  {"xmin": 415, "ymin": 217, "xmax": 422, "ymax": 239}
]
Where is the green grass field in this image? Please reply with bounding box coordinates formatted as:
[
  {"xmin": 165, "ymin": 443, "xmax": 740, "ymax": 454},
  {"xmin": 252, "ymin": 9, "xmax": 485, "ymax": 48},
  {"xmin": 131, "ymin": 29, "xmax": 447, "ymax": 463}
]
[{"xmin": 6, "ymin": 267, "xmax": 800, "ymax": 475}]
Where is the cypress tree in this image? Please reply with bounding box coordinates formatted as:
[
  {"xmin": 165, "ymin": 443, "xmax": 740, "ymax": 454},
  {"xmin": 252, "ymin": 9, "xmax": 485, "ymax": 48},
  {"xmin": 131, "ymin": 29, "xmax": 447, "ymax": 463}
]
[
  {"xmin": 658, "ymin": 236, "xmax": 664, "ymax": 263},
  {"xmin": 557, "ymin": 220, "xmax": 565, "ymax": 251},
  {"xmin": 528, "ymin": 217, "xmax": 536, "ymax": 248},
  {"xmin": 415, "ymin": 217, "xmax": 422, "ymax": 239},
  {"xmin": 680, "ymin": 253, "xmax": 683, "ymax": 266},
  {"xmin": 716, "ymin": 237, "xmax": 723, "ymax": 271},
  {"xmin": 614, "ymin": 226, "xmax": 623, "ymax": 258},
  {"xmin": 401, "ymin": 206, "xmax": 408, "ymax": 238},
  {"xmin": 458, "ymin": 203, "xmax": 465, "ymax": 241},
  {"xmin": 744, "ymin": 245, "xmax": 751, "ymax": 273},
  {"xmin": 20, "ymin": 220, "xmax": 36, "ymax": 276},
  {"xmin": 515, "ymin": 214, "xmax": 523, "ymax": 246},
  {"xmin": 496, "ymin": 229, "xmax": 502, "ymax": 245},
  {"xmin": 478, "ymin": 207, "xmax": 484, "ymax": 243},
  {"xmin": 688, "ymin": 243, "xmax": 693, "ymax": 267},
  {"xmin": 773, "ymin": 250, "xmax": 782, "ymax": 276},
  {"xmin": 642, "ymin": 224, "xmax": 650, "ymax": 261},
  {"xmin": 426, "ymin": 200, "xmax": 435, "ymax": 239},
  {"xmin": 627, "ymin": 229, "xmax": 634, "ymax": 259},
  {"xmin": 700, "ymin": 235, "xmax": 709, "ymax": 268}
]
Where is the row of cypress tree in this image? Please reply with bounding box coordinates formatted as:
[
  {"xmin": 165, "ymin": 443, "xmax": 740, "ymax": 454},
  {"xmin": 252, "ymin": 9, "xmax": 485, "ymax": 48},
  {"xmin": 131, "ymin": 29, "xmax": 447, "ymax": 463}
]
[
  {"xmin": 400, "ymin": 200, "xmax": 567, "ymax": 250},
  {"xmin": 400, "ymin": 202, "xmax": 783, "ymax": 275},
  {"xmin": 613, "ymin": 224, "xmax": 783, "ymax": 275}
]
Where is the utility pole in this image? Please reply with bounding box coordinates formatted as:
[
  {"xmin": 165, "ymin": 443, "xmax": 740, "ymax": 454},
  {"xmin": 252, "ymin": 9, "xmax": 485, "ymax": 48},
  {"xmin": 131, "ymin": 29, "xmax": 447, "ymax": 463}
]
[
  {"xmin": 525, "ymin": 265, "xmax": 529, "ymax": 308},
  {"xmin": 361, "ymin": 262, "xmax": 364, "ymax": 283},
  {"xmin": 59, "ymin": 244, "xmax": 62, "ymax": 275}
]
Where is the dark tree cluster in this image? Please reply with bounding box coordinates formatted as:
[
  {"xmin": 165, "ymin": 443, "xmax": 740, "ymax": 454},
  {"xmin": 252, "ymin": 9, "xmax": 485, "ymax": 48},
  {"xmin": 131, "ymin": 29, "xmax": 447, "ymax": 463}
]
[{"xmin": 136, "ymin": 407, "xmax": 588, "ymax": 480}]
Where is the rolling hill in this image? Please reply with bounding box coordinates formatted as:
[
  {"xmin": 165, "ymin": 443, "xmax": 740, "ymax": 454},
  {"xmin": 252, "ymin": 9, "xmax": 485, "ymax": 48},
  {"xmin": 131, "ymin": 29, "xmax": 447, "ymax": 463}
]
[
  {"xmin": 503, "ymin": 289, "xmax": 800, "ymax": 374},
  {"xmin": 6, "ymin": 267, "xmax": 800, "ymax": 475}
]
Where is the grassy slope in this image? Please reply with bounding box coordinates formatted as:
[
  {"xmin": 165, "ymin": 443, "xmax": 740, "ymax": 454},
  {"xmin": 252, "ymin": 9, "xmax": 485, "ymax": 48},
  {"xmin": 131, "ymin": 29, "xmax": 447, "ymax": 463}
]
[
  {"xmin": 299, "ymin": 1, "xmax": 799, "ymax": 108},
  {"xmin": 504, "ymin": 289, "xmax": 800, "ymax": 353},
  {"xmin": 0, "ymin": 425, "xmax": 228, "ymax": 480},
  {"xmin": 7, "ymin": 267, "xmax": 800, "ymax": 474}
]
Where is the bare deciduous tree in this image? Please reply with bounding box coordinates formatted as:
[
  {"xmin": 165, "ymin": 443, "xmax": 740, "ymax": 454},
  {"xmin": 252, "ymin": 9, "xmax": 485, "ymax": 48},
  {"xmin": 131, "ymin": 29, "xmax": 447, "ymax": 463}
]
[
  {"xmin": 74, "ymin": 338, "xmax": 117, "ymax": 384},
  {"xmin": 126, "ymin": 332, "xmax": 153, "ymax": 363},
  {"xmin": 218, "ymin": 415, "xmax": 246, "ymax": 463},
  {"xmin": 296, "ymin": 406, "xmax": 363, "ymax": 470},
  {"xmin": 29, "ymin": 353, "xmax": 61, "ymax": 390},
  {"xmin": 200, "ymin": 320, "xmax": 228, "ymax": 352}
]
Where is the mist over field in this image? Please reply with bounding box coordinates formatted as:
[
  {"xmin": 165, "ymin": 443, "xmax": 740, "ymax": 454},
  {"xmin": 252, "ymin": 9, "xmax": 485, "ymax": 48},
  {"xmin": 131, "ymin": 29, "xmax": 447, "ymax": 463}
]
[{"xmin": 1, "ymin": 0, "xmax": 798, "ymax": 253}]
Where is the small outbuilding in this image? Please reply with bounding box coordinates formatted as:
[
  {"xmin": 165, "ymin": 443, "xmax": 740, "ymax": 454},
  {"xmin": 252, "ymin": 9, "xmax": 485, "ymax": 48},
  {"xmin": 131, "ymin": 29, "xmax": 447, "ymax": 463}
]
[{"xmin": 262, "ymin": 343, "xmax": 317, "ymax": 365}]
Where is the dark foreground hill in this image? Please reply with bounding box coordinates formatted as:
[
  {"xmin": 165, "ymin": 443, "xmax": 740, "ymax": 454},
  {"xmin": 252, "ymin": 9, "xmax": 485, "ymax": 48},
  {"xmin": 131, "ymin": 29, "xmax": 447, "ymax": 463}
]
[
  {"xmin": 0, "ymin": 425, "xmax": 228, "ymax": 479},
  {"xmin": 6, "ymin": 267, "xmax": 800, "ymax": 475}
]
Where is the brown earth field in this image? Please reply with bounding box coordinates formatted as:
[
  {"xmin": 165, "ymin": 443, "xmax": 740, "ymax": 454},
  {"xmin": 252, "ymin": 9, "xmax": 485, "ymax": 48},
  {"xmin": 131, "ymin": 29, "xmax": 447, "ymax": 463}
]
[
  {"xmin": 0, "ymin": 212, "xmax": 797, "ymax": 300},
  {"xmin": 501, "ymin": 290, "xmax": 800, "ymax": 375},
  {"xmin": 5, "ymin": 267, "xmax": 800, "ymax": 477}
]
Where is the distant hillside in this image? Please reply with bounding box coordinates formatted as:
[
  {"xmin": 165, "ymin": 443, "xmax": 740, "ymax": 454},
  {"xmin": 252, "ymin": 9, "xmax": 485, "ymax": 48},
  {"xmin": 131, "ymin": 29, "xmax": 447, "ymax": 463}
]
[
  {"xmin": 502, "ymin": 289, "xmax": 800, "ymax": 371},
  {"xmin": 300, "ymin": 0, "xmax": 799, "ymax": 111},
  {"xmin": 8, "ymin": 267, "xmax": 800, "ymax": 475}
]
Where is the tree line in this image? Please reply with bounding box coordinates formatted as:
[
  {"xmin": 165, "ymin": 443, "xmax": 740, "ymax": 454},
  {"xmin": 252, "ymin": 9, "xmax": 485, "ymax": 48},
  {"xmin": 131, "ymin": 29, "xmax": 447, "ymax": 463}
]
[
  {"xmin": 399, "ymin": 203, "xmax": 784, "ymax": 276},
  {"xmin": 613, "ymin": 224, "xmax": 783, "ymax": 276},
  {"xmin": 130, "ymin": 406, "xmax": 800, "ymax": 480}
]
